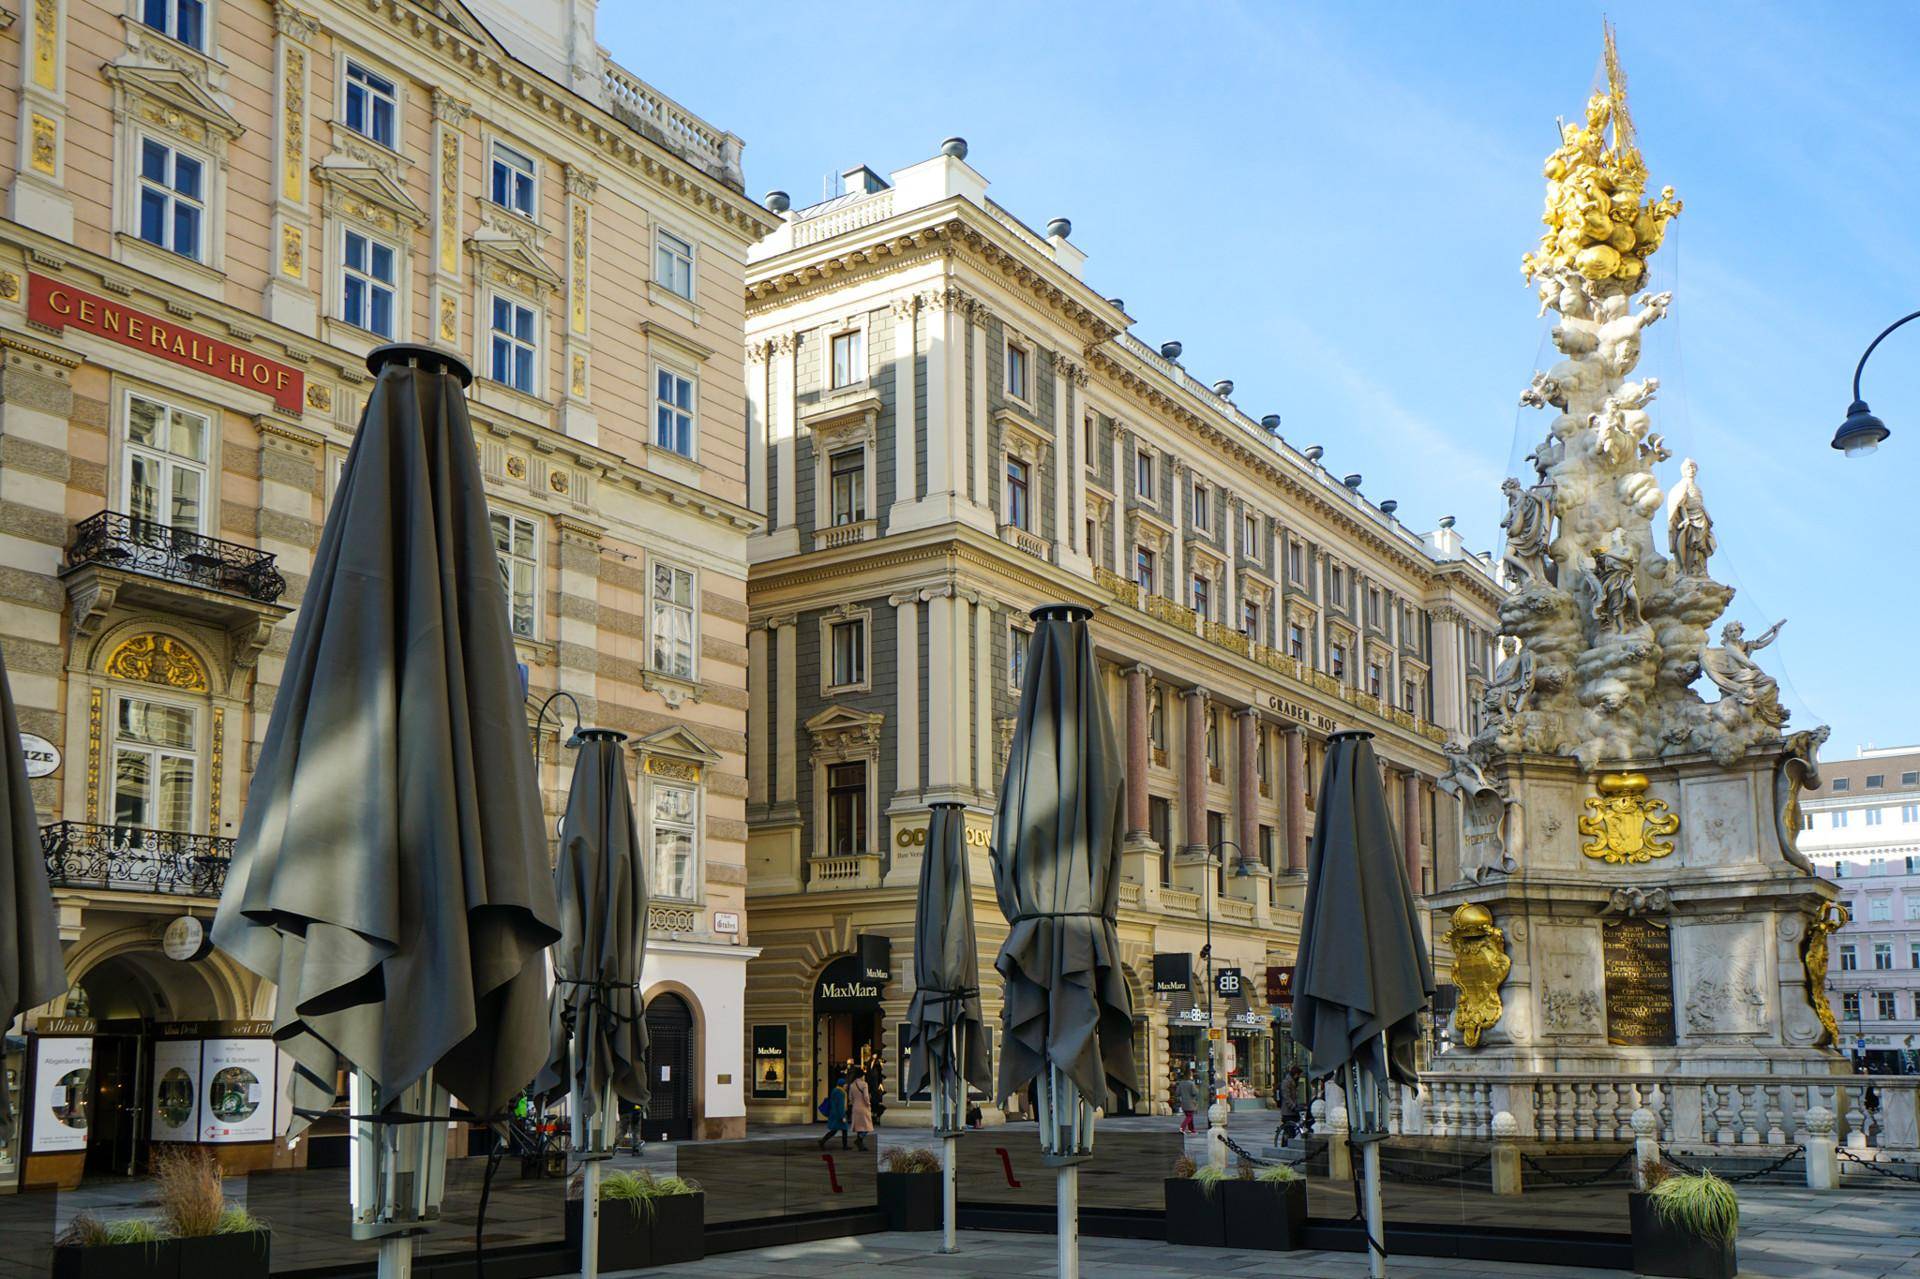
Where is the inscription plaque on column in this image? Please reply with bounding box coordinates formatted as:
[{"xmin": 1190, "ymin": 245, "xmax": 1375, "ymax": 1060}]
[{"xmin": 1602, "ymin": 916, "xmax": 1676, "ymax": 1046}]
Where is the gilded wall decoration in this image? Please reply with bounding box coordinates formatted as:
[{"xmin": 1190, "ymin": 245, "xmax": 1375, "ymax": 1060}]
[
  {"xmin": 305, "ymin": 382, "xmax": 332, "ymax": 412},
  {"xmin": 1443, "ymin": 903, "xmax": 1510, "ymax": 1048},
  {"xmin": 341, "ymin": 196, "xmax": 399, "ymax": 235},
  {"xmin": 505, "ymin": 454, "xmax": 527, "ymax": 480},
  {"xmin": 86, "ymin": 685, "xmax": 101, "ymax": 821},
  {"xmin": 32, "ymin": 0, "xmax": 57, "ymax": 90},
  {"xmin": 29, "ymin": 114, "xmax": 56, "ymax": 175},
  {"xmin": 645, "ymin": 757, "xmax": 701, "ymax": 782},
  {"xmin": 105, "ymin": 634, "xmax": 209, "ymax": 692},
  {"xmin": 1802, "ymin": 900, "xmax": 1850, "ymax": 1049},
  {"xmin": 139, "ymin": 103, "xmax": 204, "ymax": 146},
  {"xmin": 438, "ymin": 133, "xmax": 460, "ymax": 272},
  {"xmin": 570, "ymin": 353, "xmax": 586, "ymax": 397},
  {"xmin": 283, "ymin": 46, "xmax": 305, "ymax": 202},
  {"xmin": 209, "ymin": 705, "xmax": 224, "ymax": 828},
  {"xmin": 1578, "ymin": 772, "xmax": 1678, "ymax": 865},
  {"xmin": 439, "ymin": 294, "xmax": 457, "ymax": 343},
  {"xmin": 281, "ymin": 223, "xmax": 303, "ymax": 277},
  {"xmin": 0, "ymin": 273, "xmax": 19, "ymax": 301},
  {"xmin": 569, "ymin": 202, "xmax": 588, "ymax": 333}
]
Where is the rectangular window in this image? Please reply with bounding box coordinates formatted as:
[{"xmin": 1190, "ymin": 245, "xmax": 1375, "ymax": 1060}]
[
  {"xmin": 138, "ymin": 138, "xmax": 204, "ymax": 261},
  {"xmin": 1009, "ymin": 623, "xmax": 1029, "ymax": 693},
  {"xmin": 489, "ymin": 141, "xmax": 536, "ymax": 217},
  {"xmin": 489, "ymin": 296, "xmax": 537, "ymax": 393},
  {"xmin": 1833, "ymin": 810, "xmax": 1848, "ymax": 828},
  {"xmin": 1903, "ymin": 804, "xmax": 1920, "ymax": 823},
  {"xmin": 655, "ymin": 229, "xmax": 694, "ymax": 299},
  {"xmin": 828, "ymin": 617, "xmax": 866, "ymax": 689},
  {"xmin": 1909, "ymin": 899, "xmax": 1920, "ymax": 922},
  {"xmin": 1330, "ymin": 643, "xmax": 1347, "ymax": 681},
  {"xmin": 142, "ymin": 0, "xmax": 205, "ymax": 49},
  {"xmin": 1086, "ymin": 515, "xmax": 1098, "ymax": 556},
  {"xmin": 1834, "ymin": 860, "xmax": 1847, "ymax": 878},
  {"xmin": 1330, "ymin": 565, "xmax": 1346, "ymax": 603},
  {"xmin": 1878, "ymin": 992, "xmax": 1898, "ymax": 1021},
  {"xmin": 110, "ymin": 695, "xmax": 197, "ymax": 832},
  {"xmin": 1134, "ymin": 546, "xmax": 1155, "ymax": 595},
  {"xmin": 1288, "ymin": 541, "xmax": 1304, "ymax": 583},
  {"xmin": 124, "ymin": 393, "xmax": 209, "ymax": 535},
  {"xmin": 1006, "ymin": 457, "xmax": 1031, "ymax": 530},
  {"xmin": 1904, "ymin": 771, "xmax": 1919, "ymax": 786},
  {"xmin": 1914, "ymin": 993, "xmax": 1920, "ymax": 1019},
  {"xmin": 341, "ymin": 230, "xmax": 397, "ymax": 337},
  {"xmin": 1288, "ymin": 623, "xmax": 1306, "ymax": 660},
  {"xmin": 1403, "ymin": 680, "xmax": 1418, "ymax": 713},
  {"xmin": 1241, "ymin": 598, "xmax": 1261, "ymax": 640},
  {"xmin": 489, "ymin": 510, "xmax": 538, "ymax": 639},
  {"xmin": 1840, "ymin": 944, "xmax": 1857, "ymax": 971},
  {"xmin": 1005, "ymin": 341, "xmax": 1029, "ymax": 400},
  {"xmin": 1873, "ymin": 942, "xmax": 1893, "ymax": 970},
  {"xmin": 1912, "ymin": 938, "xmax": 1920, "ymax": 962},
  {"xmin": 829, "ymin": 447, "xmax": 865, "ymax": 525},
  {"xmin": 1084, "ymin": 415, "xmax": 1097, "ymax": 469},
  {"xmin": 1150, "ymin": 796, "xmax": 1172, "ymax": 884},
  {"xmin": 1242, "ymin": 511, "xmax": 1259, "ymax": 557},
  {"xmin": 1191, "ymin": 574, "xmax": 1210, "ymax": 621},
  {"xmin": 649, "ymin": 562, "xmax": 696, "ymax": 680},
  {"xmin": 829, "ymin": 329, "xmax": 864, "ymax": 389},
  {"xmin": 650, "ymin": 781, "xmax": 698, "ymax": 901},
  {"xmin": 344, "ymin": 62, "xmax": 397, "ymax": 149},
  {"xmin": 1870, "ymin": 897, "xmax": 1891, "ymax": 922},
  {"xmin": 654, "ymin": 367, "xmax": 695, "ymax": 457},
  {"xmin": 1367, "ymin": 663, "xmax": 1383, "ymax": 698},
  {"xmin": 1191, "ymin": 482, "xmax": 1209, "ymax": 532},
  {"xmin": 826, "ymin": 761, "xmax": 868, "ymax": 856},
  {"xmin": 1866, "ymin": 808, "xmax": 1884, "ymax": 826},
  {"xmin": 1135, "ymin": 450, "xmax": 1154, "ymax": 498},
  {"xmin": 1832, "ymin": 778, "xmax": 1851, "ymax": 791},
  {"xmin": 1866, "ymin": 774, "xmax": 1885, "ymax": 789},
  {"xmin": 1840, "ymin": 991, "xmax": 1860, "ymax": 1020}
]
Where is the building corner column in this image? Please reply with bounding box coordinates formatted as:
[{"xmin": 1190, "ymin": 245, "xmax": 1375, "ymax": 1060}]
[
  {"xmin": 887, "ymin": 296, "xmax": 917, "ymax": 530},
  {"xmin": 1401, "ymin": 769, "xmax": 1425, "ymax": 895},
  {"xmin": 1283, "ymin": 726, "xmax": 1308, "ymax": 877}
]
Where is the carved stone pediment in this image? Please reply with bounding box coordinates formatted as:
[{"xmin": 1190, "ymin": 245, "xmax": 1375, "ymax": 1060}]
[
  {"xmin": 469, "ymin": 230, "xmax": 563, "ymax": 295},
  {"xmin": 474, "ymin": 200, "xmax": 549, "ymax": 252},
  {"xmin": 805, "ymin": 704, "xmax": 884, "ymax": 756},
  {"xmin": 104, "ymin": 63, "xmax": 244, "ymax": 146},
  {"xmin": 994, "ymin": 407, "xmax": 1050, "ymax": 464},
  {"xmin": 635, "ymin": 724, "xmax": 721, "ymax": 766},
  {"xmin": 314, "ymin": 156, "xmax": 428, "ymax": 232}
]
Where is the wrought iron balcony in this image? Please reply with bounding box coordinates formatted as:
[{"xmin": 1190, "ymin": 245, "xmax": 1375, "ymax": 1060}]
[
  {"xmin": 41, "ymin": 820, "xmax": 233, "ymax": 898},
  {"xmin": 66, "ymin": 511, "xmax": 286, "ymax": 604}
]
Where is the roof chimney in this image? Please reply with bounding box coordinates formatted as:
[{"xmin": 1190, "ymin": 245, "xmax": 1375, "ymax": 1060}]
[{"xmin": 842, "ymin": 165, "xmax": 889, "ymax": 195}]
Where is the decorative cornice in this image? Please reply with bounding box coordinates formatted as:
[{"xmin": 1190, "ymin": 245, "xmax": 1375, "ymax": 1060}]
[{"xmin": 563, "ymin": 164, "xmax": 599, "ymax": 200}]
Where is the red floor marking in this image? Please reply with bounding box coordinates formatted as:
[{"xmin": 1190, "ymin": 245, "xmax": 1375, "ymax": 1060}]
[{"xmin": 995, "ymin": 1147, "xmax": 1022, "ymax": 1189}]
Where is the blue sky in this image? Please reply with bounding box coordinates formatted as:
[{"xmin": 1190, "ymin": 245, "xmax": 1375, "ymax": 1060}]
[{"xmin": 603, "ymin": 1, "xmax": 1920, "ymax": 757}]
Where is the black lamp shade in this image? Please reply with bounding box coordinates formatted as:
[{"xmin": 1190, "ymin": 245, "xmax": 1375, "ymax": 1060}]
[{"xmin": 1833, "ymin": 399, "xmax": 1890, "ymax": 456}]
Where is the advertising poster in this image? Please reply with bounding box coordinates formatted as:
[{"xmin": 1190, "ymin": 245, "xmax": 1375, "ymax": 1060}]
[
  {"xmin": 750, "ymin": 1025, "xmax": 788, "ymax": 1099},
  {"xmin": 31, "ymin": 1038, "xmax": 93, "ymax": 1154},
  {"xmin": 149, "ymin": 1039, "xmax": 203, "ymax": 1143},
  {"xmin": 199, "ymin": 1039, "xmax": 277, "ymax": 1143}
]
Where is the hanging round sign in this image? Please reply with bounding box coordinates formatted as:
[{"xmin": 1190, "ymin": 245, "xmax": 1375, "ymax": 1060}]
[
  {"xmin": 163, "ymin": 916, "xmax": 212, "ymax": 962},
  {"xmin": 19, "ymin": 733, "xmax": 59, "ymax": 778}
]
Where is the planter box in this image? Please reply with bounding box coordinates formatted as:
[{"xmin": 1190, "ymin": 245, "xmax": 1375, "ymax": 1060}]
[
  {"xmin": 50, "ymin": 1239, "xmax": 180, "ymax": 1279},
  {"xmin": 1162, "ymin": 1178, "xmax": 1226, "ymax": 1248},
  {"xmin": 1629, "ymin": 1192, "xmax": 1737, "ymax": 1279},
  {"xmin": 566, "ymin": 1198, "xmax": 650, "ymax": 1272},
  {"xmin": 877, "ymin": 1171, "xmax": 941, "ymax": 1231},
  {"xmin": 647, "ymin": 1191, "xmax": 706, "ymax": 1267},
  {"xmin": 1221, "ymin": 1178, "xmax": 1308, "ymax": 1251},
  {"xmin": 179, "ymin": 1231, "xmax": 270, "ymax": 1277}
]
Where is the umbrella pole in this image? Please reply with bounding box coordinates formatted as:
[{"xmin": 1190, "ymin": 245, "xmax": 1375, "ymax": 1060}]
[
  {"xmin": 1056, "ymin": 1164, "xmax": 1079, "ymax": 1279},
  {"xmin": 941, "ymin": 1132, "xmax": 957, "ymax": 1254},
  {"xmin": 1363, "ymin": 1139, "xmax": 1386, "ymax": 1279},
  {"xmin": 581, "ymin": 1159, "xmax": 601, "ymax": 1279}
]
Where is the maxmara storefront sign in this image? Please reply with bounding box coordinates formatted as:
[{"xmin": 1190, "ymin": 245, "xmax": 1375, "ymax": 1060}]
[{"xmin": 29, "ymin": 274, "xmax": 305, "ymax": 413}]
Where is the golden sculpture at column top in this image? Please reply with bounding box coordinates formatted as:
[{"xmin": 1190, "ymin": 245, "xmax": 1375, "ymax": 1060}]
[
  {"xmin": 1443, "ymin": 903, "xmax": 1511, "ymax": 1049},
  {"xmin": 1521, "ymin": 23, "xmax": 1683, "ymax": 288},
  {"xmin": 1578, "ymin": 771, "xmax": 1680, "ymax": 865}
]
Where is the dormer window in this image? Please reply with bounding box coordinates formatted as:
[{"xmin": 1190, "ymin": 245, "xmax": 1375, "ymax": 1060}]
[
  {"xmin": 142, "ymin": 0, "xmax": 206, "ymax": 50},
  {"xmin": 344, "ymin": 62, "xmax": 398, "ymax": 150}
]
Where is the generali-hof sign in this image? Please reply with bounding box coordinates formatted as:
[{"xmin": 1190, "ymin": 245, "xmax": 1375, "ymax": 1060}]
[{"xmin": 29, "ymin": 274, "xmax": 305, "ymax": 414}]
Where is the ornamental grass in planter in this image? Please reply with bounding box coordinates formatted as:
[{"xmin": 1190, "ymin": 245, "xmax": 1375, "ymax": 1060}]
[
  {"xmin": 1221, "ymin": 1162, "xmax": 1309, "ymax": 1252},
  {"xmin": 877, "ymin": 1147, "xmax": 942, "ymax": 1232},
  {"xmin": 568, "ymin": 1170, "xmax": 707, "ymax": 1271},
  {"xmin": 1163, "ymin": 1157, "xmax": 1228, "ymax": 1248},
  {"xmin": 51, "ymin": 1150, "xmax": 270, "ymax": 1279},
  {"xmin": 1629, "ymin": 1166, "xmax": 1738, "ymax": 1279}
]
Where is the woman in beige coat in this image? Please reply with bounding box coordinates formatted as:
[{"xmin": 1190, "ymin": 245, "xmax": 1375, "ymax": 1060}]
[{"xmin": 847, "ymin": 1070, "xmax": 874, "ymax": 1151}]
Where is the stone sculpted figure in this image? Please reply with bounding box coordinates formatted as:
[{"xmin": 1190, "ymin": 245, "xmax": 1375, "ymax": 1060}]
[
  {"xmin": 1499, "ymin": 477, "xmax": 1556, "ymax": 586},
  {"xmin": 1700, "ymin": 619, "xmax": 1787, "ymax": 728},
  {"xmin": 1437, "ymin": 742, "xmax": 1517, "ymax": 883},
  {"xmin": 1582, "ymin": 537, "xmax": 1643, "ymax": 634},
  {"xmin": 1482, "ymin": 647, "xmax": 1536, "ymax": 722},
  {"xmin": 1664, "ymin": 457, "xmax": 1716, "ymax": 578}
]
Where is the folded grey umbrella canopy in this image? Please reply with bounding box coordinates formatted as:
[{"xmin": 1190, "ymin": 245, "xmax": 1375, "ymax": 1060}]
[
  {"xmin": 1292, "ymin": 730, "xmax": 1433, "ymax": 1088},
  {"xmin": 904, "ymin": 803, "xmax": 990, "ymax": 1110},
  {"xmin": 991, "ymin": 605, "xmax": 1137, "ymax": 1109},
  {"xmin": 0, "ymin": 646, "xmax": 66, "ymax": 1141},
  {"xmin": 534, "ymin": 729, "xmax": 649, "ymax": 1130},
  {"xmin": 213, "ymin": 345, "xmax": 561, "ymax": 1134}
]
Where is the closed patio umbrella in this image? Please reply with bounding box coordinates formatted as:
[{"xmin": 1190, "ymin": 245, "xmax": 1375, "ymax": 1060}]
[
  {"xmin": 991, "ymin": 604, "xmax": 1135, "ymax": 1279},
  {"xmin": 212, "ymin": 344, "xmax": 561, "ymax": 1278},
  {"xmin": 533, "ymin": 725, "xmax": 647, "ymax": 1279},
  {"xmin": 1293, "ymin": 730, "xmax": 1434, "ymax": 1279},
  {"xmin": 0, "ymin": 646, "xmax": 65, "ymax": 1142},
  {"xmin": 903, "ymin": 801, "xmax": 989, "ymax": 1254}
]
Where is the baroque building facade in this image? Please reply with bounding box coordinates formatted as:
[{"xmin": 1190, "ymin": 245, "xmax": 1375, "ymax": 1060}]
[
  {"xmin": 740, "ymin": 146, "xmax": 1504, "ymax": 1124},
  {"xmin": 0, "ymin": 0, "xmax": 771, "ymax": 1184}
]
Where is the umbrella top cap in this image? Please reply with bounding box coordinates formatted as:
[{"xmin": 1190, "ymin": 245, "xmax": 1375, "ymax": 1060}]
[
  {"xmin": 574, "ymin": 727, "xmax": 627, "ymax": 744},
  {"xmin": 1029, "ymin": 603, "xmax": 1094, "ymax": 625},
  {"xmin": 367, "ymin": 342, "xmax": 473, "ymax": 388},
  {"xmin": 1327, "ymin": 729, "xmax": 1374, "ymax": 744}
]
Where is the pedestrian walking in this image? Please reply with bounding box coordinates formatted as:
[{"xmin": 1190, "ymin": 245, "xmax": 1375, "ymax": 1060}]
[
  {"xmin": 848, "ymin": 1069, "xmax": 874, "ymax": 1151},
  {"xmin": 818, "ymin": 1071, "xmax": 850, "ymax": 1150},
  {"xmin": 867, "ymin": 1060, "xmax": 887, "ymax": 1127},
  {"xmin": 1174, "ymin": 1070, "xmax": 1201, "ymax": 1134}
]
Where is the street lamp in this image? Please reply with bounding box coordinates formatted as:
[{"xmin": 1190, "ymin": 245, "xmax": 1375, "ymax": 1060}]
[
  {"xmin": 1833, "ymin": 310, "xmax": 1920, "ymax": 456},
  {"xmin": 1200, "ymin": 840, "xmax": 1254, "ymax": 1112}
]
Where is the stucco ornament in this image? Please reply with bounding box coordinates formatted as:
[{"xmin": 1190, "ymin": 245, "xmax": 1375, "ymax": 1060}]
[
  {"xmin": 1578, "ymin": 772, "xmax": 1678, "ymax": 865},
  {"xmin": 1442, "ymin": 904, "xmax": 1510, "ymax": 1048}
]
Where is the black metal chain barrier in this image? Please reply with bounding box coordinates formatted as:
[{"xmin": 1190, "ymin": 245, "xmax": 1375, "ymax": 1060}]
[
  {"xmin": 1377, "ymin": 1150, "xmax": 1493, "ymax": 1185},
  {"xmin": 1837, "ymin": 1147, "xmax": 1920, "ymax": 1183},
  {"xmin": 1222, "ymin": 1132, "xmax": 1312, "ymax": 1169},
  {"xmin": 1663, "ymin": 1145, "xmax": 1806, "ymax": 1184},
  {"xmin": 1519, "ymin": 1146, "xmax": 1636, "ymax": 1188}
]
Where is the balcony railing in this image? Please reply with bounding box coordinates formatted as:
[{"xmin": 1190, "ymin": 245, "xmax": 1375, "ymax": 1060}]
[
  {"xmin": 809, "ymin": 852, "xmax": 882, "ymax": 890},
  {"xmin": 41, "ymin": 821, "xmax": 232, "ymax": 897},
  {"xmin": 999, "ymin": 523, "xmax": 1049, "ymax": 561},
  {"xmin": 816, "ymin": 518, "xmax": 876, "ymax": 550},
  {"xmin": 66, "ymin": 512, "xmax": 286, "ymax": 604},
  {"xmin": 600, "ymin": 58, "xmax": 742, "ymax": 189}
]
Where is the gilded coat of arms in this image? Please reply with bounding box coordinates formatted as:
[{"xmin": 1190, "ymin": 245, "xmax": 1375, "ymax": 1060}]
[
  {"xmin": 1443, "ymin": 903, "xmax": 1510, "ymax": 1048},
  {"xmin": 1578, "ymin": 772, "xmax": 1679, "ymax": 865}
]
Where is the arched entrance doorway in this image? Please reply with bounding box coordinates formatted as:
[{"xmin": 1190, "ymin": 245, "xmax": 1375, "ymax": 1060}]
[
  {"xmin": 642, "ymin": 993, "xmax": 695, "ymax": 1142},
  {"xmin": 811, "ymin": 954, "xmax": 884, "ymax": 1120}
]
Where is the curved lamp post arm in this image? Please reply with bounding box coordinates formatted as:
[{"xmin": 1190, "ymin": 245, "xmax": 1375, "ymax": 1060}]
[{"xmin": 1852, "ymin": 310, "xmax": 1920, "ymax": 402}]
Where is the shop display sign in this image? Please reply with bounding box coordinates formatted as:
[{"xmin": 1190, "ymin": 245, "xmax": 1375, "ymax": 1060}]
[
  {"xmin": 1214, "ymin": 967, "xmax": 1244, "ymax": 998},
  {"xmin": 31, "ymin": 1037, "xmax": 93, "ymax": 1153},
  {"xmin": 814, "ymin": 954, "xmax": 884, "ymax": 1011},
  {"xmin": 150, "ymin": 1038, "xmax": 203, "ymax": 1143},
  {"xmin": 200, "ymin": 1038, "xmax": 277, "ymax": 1143},
  {"xmin": 1265, "ymin": 965, "xmax": 1295, "ymax": 1006},
  {"xmin": 1152, "ymin": 953, "xmax": 1192, "ymax": 995},
  {"xmin": 18, "ymin": 732, "xmax": 58, "ymax": 778},
  {"xmin": 751, "ymin": 1025, "xmax": 788, "ymax": 1099},
  {"xmin": 857, "ymin": 933, "xmax": 892, "ymax": 982},
  {"xmin": 162, "ymin": 916, "xmax": 213, "ymax": 962}
]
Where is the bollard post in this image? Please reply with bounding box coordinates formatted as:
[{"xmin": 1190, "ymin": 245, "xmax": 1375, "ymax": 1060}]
[
  {"xmin": 1207, "ymin": 1092, "xmax": 1231, "ymax": 1171},
  {"xmin": 1490, "ymin": 1110, "xmax": 1523, "ymax": 1196},
  {"xmin": 1631, "ymin": 1106, "xmax": 1660, "ymax": 1190},
  {"xmin": 1328, "ymin": 1104, "xmax": 1352, "ymax": 1181},
  {"xmin": 1804, "ymin": 1106, "xmax": 1840, "ymax": 1191}
]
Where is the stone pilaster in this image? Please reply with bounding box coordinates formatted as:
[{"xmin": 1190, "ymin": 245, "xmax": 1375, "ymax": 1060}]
[
  {"xmin": 890, "ymin": 590, "xmax": 920, "ymax": 795},
  {"xmin": 0, "ymin": 336, "xmax": 78, "ymax": 726},
  {"xmin": 971, "ymin": 592, "xmax": 991, "ymax": 793},
  {"xmin": 429, "ymin": 90, "xmax": 473, "ymax": 350},
  {"xmin": 1283, "ymin": 725, "xmax": 1308, "ymax": 875},
  {"xmin": 9, "ymin": 0, "xmax": 71, "ymax": 239},
  {"xmin": 1182, "ymin": 686, "xmax": 1209, "ymax": 856},
  {"xmin": 1401, "ymin": 769, "xmax": 1424, "ymax": 894},
  {"xmin": 746, "ymin": 623, "xmax": 768, "ymax": 807},
  {"xmin": 264, "ymin": 3, "xmax": 319, "ymax": 333},
  {"xmin": 745, "ymin": 339, "xmax": 769, "ymax": 521},
  {"xmin": 768, "ymin": 335, "xmax": 799, "ymax": 555},
  {"xmin": 561, "ymin": 165, "xmax": 598, "ymax": 444},
  {"xmin": 969, "ymin": 299, "xmax": 988, "ymax": 506},
  {"xmin": 773, "ymin": 615, "xmax": 798, "ymax": 807},
  {"xmin": 553, "ymin": 515, "xmax": 603, "ymax": 718},
  {"xmin": 888, "ymin": 296, "xmax": 916, "ymax": 527}
]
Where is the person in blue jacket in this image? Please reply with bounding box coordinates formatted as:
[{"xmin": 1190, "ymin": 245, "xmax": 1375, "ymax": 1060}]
[{"xmin": 817, "ymin": 1070, "xmax": 850, "ymax": 1149}]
